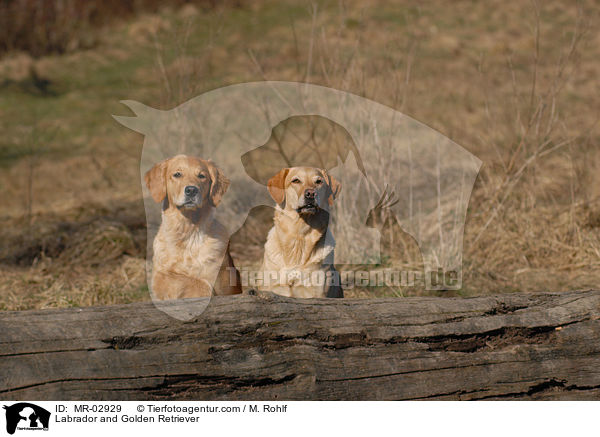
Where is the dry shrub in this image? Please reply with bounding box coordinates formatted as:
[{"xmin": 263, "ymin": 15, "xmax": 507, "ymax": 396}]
[
  {"xmin": 0, "ymin": 211, "xmax": 148, "ymax": 311},
  {"xmin": 57, "ymin": 219, "xmax": 137, "ymax": 266},
  {"xmin": 0, "ymin": 0, "xmax": 241, "ymax": 57},
  {"xmin": 465, "ymin": 202, "xmax": 600, "ymax": 292}
]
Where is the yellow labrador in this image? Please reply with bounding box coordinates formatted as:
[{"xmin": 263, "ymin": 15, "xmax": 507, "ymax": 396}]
[
  {"xmin": 261, "ymin": 167, "xmax": 343, "ymax": 298},
  {"xmin": 145, "ymin": 154, "xmax": 241, "ymax": 300}
]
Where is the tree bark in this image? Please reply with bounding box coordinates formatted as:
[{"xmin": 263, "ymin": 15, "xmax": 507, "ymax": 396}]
[{"xmin": 1, "ymin": 290, "xmax": 599, "ymax": 400}]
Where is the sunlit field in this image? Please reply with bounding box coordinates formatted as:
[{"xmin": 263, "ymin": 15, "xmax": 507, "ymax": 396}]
[{"xmin": 1, "ymin": 0, "xmax": 599, "ymax": 309}]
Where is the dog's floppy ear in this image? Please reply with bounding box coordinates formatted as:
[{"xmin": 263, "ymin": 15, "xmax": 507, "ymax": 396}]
[
  {"xmin": 207, "ymin": 160, "xmax": 230, "ymax": 207},
  {"xmin": 324, "ymin": 170, "xmax": 342, "ymax": 206},
  {"xmin": 144, "ymin": 159, "xmax": 168, "ymax": 203},
  {"xmin": 267, "ymin": 168, "xmax": 289, "ymax": 205}
]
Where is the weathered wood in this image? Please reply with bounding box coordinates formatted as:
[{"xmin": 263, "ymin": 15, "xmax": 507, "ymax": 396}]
[{"xmin": 1, "ymin": 290, "xmax": 599, "ymax": 400}]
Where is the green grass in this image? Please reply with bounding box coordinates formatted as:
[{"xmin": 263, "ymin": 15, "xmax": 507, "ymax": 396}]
[{"xmin": 0, "ymin": 1, "xmax": 320, "ymax": 168}]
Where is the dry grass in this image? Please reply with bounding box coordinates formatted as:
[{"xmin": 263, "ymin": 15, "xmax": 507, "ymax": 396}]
[
  {"xmin": 1, "ymin": 0, "xmax": 599, "ymax": 309},
  {"xmin": 0, "ymin": 200, "xmax": 149, "ymax": 310}
]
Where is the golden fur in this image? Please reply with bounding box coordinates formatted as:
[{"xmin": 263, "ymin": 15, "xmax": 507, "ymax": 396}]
[
  {"xmin": 145, "ymin": 154, "xmax": 241, "ymax": 300},
  {"xmin": 261, "ymin": 167, "xmax": 343, "ymax": 298}
]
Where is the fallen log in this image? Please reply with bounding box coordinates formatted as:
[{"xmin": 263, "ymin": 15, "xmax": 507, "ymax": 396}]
[{"xmin": 1, "ymin": 290, "xmax": 599, "ymax": 400}]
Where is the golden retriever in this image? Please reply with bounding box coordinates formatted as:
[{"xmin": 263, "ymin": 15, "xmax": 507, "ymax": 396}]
[
  {"xmin": 260, "ymin": 167, "xmax": 343, "ymax": 298},
  {"xmin": 144, "ymin": 154, "xmax": 241, "ymax": 300}
]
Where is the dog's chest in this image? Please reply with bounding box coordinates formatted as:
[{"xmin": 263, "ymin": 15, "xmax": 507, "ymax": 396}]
[
  {"xmin": 155, "ymin": 230, "xmax": 224, "ymax": 279},
  {"xmin": 270, "ymin": 226, "xmax": 334, "ymax": 267}
]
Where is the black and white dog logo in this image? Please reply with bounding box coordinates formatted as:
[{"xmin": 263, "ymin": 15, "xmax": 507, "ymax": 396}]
[{"xmin": 3, "ymin": 403, "xmax": 50, "ymax": 435}]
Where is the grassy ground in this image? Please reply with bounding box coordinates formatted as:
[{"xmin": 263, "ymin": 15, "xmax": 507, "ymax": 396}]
[{"xmin": 1, "ymin": 0, "xmax": 599, "ymax": 310}]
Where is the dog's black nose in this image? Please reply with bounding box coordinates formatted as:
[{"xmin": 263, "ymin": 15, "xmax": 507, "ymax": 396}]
[
  {"xmin": 304, "ymin": 189, "xmax": 316, "ymax": 200},
  {"xmin": 184, "ymin": 186, "xmax": 199, "ymax": 197}
]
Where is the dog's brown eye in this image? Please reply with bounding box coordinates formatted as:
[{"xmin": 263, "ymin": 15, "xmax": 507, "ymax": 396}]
[
  {"xmin": 173, "ymin": 172, "xmax": 182, "ymax": 178},
  {"xmin": 315, "ymin": 179, "xmax": 323, "ymax": 185},
  {"xmin": 291, "ymin": 178, "xmax": 301, "ymax": 184},
  {"xmin": 198, "ymin": 173, "xmax": 206, "ymax": 179}
]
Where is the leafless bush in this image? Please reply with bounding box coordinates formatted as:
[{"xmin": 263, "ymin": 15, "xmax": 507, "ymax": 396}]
[{"xmin": 0, "ymin": 0, "xmax": 238, "ymax": 57}]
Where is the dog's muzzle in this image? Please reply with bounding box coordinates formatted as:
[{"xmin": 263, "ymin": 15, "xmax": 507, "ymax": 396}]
[
  {"xmin": 297, "ymin": 189, "xmax": 318, "ymax": 213},
  {"xmin": 179, "ymin": 185, "xmax": 201, "ymax": 209}
]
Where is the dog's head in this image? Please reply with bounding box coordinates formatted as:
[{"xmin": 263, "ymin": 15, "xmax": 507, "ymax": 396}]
[
  {"xmin": 144, "ymin": 154, "xmax": 230, "ymax": 211},
  {"xmin": 267, "ymin": 167, "xmax": 341, "ymax": 215}
]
